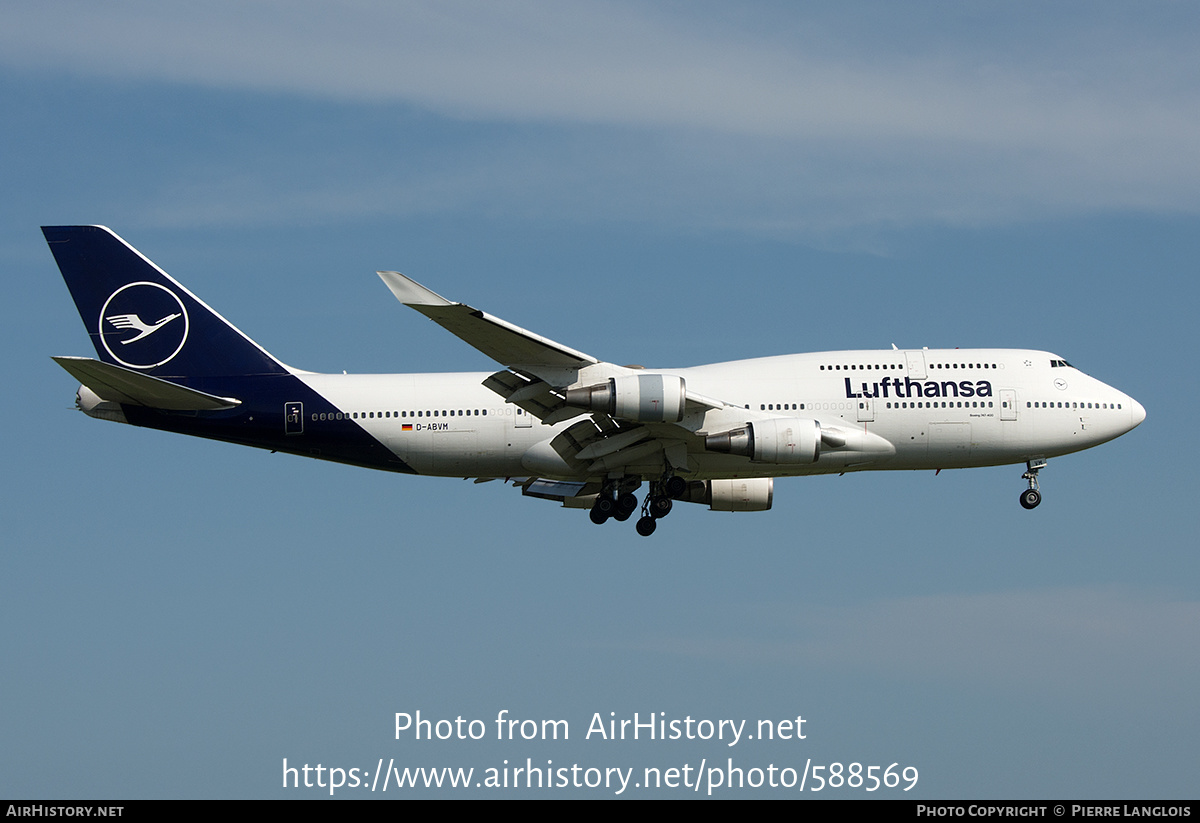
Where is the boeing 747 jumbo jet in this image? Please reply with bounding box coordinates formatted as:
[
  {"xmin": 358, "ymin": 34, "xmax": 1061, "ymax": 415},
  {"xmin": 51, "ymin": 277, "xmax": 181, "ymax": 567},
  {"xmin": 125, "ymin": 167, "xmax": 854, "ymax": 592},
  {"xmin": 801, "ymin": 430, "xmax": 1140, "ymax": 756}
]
[{"xmin": 46, "ymin": 226, "xmax": 1145, "ymax": 536}]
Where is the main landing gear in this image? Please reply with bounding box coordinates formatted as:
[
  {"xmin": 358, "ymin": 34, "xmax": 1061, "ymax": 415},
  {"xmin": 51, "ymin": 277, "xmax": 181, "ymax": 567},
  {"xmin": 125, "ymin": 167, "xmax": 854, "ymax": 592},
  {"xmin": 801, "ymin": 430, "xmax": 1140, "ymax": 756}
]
[
  {"xmin": 589, "ymin": 478, "xmax": 642, "ymax": 526},
  {"xmin": 590, "ymin": 474, "xmax": 688, "ymax": 537},
  {"xmin": 589, "ymin": 489, "xmax": 638, "ymax": 524},
  {"xmin": 1019, "ymin": 459, "xmax": 1047, "ymax": 509},
  {"xmin": 634, "ymin": 475, "xmax": 687, "ymax": 537}
]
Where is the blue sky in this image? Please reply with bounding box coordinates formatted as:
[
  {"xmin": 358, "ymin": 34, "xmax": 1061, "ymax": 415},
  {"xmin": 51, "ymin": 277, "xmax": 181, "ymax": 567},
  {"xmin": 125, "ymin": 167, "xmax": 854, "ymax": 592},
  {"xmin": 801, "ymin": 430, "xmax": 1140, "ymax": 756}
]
[{"xmin": 2, "ymin": 1, "xmax": 1197, "ymax": 798}]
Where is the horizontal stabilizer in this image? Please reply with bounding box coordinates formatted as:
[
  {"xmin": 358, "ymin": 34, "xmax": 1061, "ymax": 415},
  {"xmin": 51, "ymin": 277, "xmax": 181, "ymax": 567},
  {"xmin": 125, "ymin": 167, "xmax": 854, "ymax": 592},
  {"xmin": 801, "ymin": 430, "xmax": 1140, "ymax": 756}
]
[
  {"xmin": 52, "ymin": 356, "xmax": 241, "ymax": 410},
  {"xmin": 377, "ymin": 271, "xmax": 598, "ymax": 370}
]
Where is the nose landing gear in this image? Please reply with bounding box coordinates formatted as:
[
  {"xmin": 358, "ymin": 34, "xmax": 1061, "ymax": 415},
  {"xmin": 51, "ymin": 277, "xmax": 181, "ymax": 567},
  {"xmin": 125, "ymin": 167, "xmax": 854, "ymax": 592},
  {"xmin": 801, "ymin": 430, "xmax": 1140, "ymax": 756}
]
[{"xmin": 1019, "ymin": 459, "xmax": 1046, "ymax": 509}]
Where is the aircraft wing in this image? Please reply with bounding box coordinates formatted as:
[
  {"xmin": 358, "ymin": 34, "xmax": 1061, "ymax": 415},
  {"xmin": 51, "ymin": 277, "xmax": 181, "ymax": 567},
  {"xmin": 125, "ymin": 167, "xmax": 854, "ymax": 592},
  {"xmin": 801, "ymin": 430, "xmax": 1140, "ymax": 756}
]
[
  {"xmin": 377, "ymin": 271, "xmax": 598, "ymax": 371},
  {"xmin": 378, "ymin": 271, "xmax": 730, "ymax": 429}
]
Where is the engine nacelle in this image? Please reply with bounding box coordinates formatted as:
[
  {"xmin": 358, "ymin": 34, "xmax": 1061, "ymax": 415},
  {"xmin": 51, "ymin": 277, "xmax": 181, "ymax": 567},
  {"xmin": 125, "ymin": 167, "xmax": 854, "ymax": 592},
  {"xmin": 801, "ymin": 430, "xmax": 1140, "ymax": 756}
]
[
  {"xmin": 564, "ymin": 374, "xmax": 686, "ymax": 423},
  {"xmin": 679, "ymin": 478, "xmax": 774, "ymax": 512},
  {"xmin": 704, "ymin": 418, "xmax": 820, "ymax": 464}
]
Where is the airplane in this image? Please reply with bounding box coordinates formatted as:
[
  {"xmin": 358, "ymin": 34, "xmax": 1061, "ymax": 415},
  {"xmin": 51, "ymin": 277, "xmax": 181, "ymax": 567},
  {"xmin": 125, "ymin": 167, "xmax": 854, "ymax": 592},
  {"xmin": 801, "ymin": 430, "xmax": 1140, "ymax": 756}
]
[{"xmin": 45, "ymin": 225, "xmax": 1146, "ymax": 537}]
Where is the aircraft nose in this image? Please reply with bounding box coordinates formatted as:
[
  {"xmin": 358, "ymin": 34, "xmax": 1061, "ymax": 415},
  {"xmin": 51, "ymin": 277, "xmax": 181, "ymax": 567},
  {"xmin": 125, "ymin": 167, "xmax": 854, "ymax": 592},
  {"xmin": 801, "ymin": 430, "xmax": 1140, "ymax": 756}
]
[{"xmin": 1130, "ymin": 398, "xmax": 1146, "ymax": 428}]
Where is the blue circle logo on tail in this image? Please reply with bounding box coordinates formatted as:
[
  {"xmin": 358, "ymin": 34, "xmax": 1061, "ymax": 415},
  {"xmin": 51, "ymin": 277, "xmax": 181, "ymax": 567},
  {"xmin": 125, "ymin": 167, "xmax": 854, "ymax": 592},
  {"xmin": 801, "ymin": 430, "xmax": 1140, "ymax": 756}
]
[{"xmin": 99, "ymin": 282, "xmax": 190, "ymax": 369}]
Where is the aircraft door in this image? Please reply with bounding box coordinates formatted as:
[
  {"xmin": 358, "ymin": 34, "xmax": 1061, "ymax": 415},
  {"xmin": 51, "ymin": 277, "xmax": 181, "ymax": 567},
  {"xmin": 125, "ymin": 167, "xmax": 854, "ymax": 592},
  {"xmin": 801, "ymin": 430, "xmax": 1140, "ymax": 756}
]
[
  {"xmin": 284, "ymin": 402, "xmax": 304, "ymax": 434},
  {"xmin": 515, "ymin": 407, "xmax": 532, "ymax": 428},
  {"xmin": 1000, "ymin": 390, "xmax": 1017, "ymax": 421},
  {"xmin": 905, "ymin": 350, "xmax": 927, "ymax": 380},
  {"xmin": 857, "ymin": 398, "xmax": 875, "ymax": 422}
]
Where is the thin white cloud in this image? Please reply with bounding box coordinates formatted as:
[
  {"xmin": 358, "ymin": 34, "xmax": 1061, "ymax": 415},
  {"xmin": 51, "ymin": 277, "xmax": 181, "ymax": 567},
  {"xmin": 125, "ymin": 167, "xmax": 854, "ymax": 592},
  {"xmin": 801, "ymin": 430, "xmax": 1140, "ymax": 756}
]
[
  {"xmin": 5, "ymin": 1, "xmax": 1200, "ymax": 233},
  {"xmin": 4, "ymin": 1, "xmax": 1194, "ymax": 143}
]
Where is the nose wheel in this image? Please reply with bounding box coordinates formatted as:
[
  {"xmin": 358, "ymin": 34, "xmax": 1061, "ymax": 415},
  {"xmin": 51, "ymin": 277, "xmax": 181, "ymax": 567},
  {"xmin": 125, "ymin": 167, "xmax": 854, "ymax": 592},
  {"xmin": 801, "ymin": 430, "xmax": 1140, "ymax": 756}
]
[{"xmin": 1019, "ymin": 459, "xmax": 1046, "ymax": 509}]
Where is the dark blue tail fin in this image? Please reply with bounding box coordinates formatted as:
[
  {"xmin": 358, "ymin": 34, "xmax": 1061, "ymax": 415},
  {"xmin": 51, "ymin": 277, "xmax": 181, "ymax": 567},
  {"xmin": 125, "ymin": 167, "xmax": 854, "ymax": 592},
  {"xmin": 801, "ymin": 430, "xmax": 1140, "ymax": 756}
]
[{"xmin": 43, "ymin": 225, "xmax": 288, "ymax": 379}]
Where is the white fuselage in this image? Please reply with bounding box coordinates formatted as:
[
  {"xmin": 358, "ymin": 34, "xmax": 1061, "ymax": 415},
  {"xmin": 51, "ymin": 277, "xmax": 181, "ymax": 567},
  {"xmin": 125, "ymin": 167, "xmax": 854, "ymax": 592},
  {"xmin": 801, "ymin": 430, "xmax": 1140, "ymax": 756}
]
[{"xmin": 296, "ymin": 347, "xmax": 1145, "ymax": 480}]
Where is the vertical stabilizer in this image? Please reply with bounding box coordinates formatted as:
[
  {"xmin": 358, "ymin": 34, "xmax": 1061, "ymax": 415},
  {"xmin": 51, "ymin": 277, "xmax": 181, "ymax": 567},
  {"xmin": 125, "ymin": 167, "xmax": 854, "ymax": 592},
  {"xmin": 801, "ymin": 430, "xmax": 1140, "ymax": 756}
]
[{"xmin": 43, "ymin": 226, "xmax": 288, "ymax": 380}]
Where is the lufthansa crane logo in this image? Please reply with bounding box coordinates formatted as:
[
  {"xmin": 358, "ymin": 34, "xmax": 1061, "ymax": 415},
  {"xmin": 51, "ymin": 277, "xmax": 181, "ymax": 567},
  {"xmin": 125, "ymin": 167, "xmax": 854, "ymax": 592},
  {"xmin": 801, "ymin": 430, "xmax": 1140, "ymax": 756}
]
[{"xmin": 99, "ymin": 282, "xmax": 189, "ymax": 369}]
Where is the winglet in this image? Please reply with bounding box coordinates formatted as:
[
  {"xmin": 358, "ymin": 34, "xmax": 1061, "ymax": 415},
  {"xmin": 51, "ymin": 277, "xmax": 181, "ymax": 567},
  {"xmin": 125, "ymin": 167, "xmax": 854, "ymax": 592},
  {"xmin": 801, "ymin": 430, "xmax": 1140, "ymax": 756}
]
[{"xmin": 377, "ymin": 271, "xmax": 453, "ymax": 307}]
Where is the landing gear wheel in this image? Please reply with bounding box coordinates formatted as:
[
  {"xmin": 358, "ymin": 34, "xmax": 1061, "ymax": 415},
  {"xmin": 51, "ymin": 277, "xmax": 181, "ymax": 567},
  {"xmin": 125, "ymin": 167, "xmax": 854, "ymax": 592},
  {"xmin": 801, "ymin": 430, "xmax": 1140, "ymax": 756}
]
[
  {"xmin": 664, "ymin": 476, "xmax": 687, "ymax": 499},
  {"xmin": 616, "ymin": 493, "xmax": 639, "ymax": 517},
  {"xmin": 1019, "ymin": 459, "xmax": 1046, "ymax": 510},
  {"xmin": 650, "ymin": 496, "xmax": 673, "ymax": 518},
  {"xmin": 635, "ymin": 516, "xmax": 657, "ymax": 537},
  {"xmin": 591, "ymin": 495, "xmax": 615, "ymax": 524}
]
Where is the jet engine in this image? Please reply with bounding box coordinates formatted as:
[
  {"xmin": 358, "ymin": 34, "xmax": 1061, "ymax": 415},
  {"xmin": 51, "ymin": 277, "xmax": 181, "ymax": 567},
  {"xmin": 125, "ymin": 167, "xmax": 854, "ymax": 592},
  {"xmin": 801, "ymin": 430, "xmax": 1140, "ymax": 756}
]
[
  {"xmin": 677, "ymin": 478, "xmax": 774, "ymax": 511},
  {"xmin": 704, "ymin": 418, "xmax": 820, "ymax": 464},
  {"xmin": 564, "ymin": 374, "xmax": 686, "ymax": 423}
]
